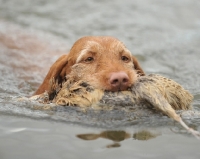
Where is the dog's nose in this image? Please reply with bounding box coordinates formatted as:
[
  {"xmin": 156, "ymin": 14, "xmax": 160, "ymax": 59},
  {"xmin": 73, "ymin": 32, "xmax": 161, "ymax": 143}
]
[{"xmin": 109, "ymin": 71, "xmax": 129, "ymax": 91}]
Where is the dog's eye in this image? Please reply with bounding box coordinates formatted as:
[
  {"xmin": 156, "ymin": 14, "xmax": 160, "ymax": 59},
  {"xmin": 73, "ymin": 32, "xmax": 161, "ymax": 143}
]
[
  {"xmin": 85, "ymin": 57, "xmax": 94, "ymax": 62},
  {"xmin": 121, "ymin": 56, "xmax": 129, "ymax": 62}
]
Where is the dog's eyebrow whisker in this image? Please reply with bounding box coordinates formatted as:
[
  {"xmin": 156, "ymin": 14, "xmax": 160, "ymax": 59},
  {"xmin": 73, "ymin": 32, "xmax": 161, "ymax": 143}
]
[
  {"xmin": 76, "ymin": 41, "xmax": 101, "ymax": 63},
  {"xmin": 124, "ymin": 48, "xmax": 132, "ymax": 56},
  {"xmin": 76, "ymin": 49, "xmax": 88, "ymax": 63}
]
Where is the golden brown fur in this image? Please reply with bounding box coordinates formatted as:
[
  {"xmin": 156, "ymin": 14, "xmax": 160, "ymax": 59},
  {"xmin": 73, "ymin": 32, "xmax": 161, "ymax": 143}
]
[{"xmin": 34, "ymin": 36, "xmax": 145, "ymax": 97}]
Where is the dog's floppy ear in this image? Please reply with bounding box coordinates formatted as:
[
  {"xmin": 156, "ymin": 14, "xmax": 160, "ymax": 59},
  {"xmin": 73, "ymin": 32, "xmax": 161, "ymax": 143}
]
[
  {"xmin": 34, "ymin": 54, "xmax": 69, "ymax": 95},
  {"xmin": 132, "ymin": 55, "xmax": 145, "ymax": 76}
]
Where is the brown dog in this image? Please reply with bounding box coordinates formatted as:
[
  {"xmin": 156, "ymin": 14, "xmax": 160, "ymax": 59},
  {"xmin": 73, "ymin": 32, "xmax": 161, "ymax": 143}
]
[{"xmin": 34, "ymin": 36, "xmax": 145, "ymax": 97}]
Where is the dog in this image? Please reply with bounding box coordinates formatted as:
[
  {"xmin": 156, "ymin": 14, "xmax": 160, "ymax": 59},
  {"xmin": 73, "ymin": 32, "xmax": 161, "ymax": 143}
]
[{"xmin": 34, "ymin": 36, "xmax": 145, "ymax": 99}]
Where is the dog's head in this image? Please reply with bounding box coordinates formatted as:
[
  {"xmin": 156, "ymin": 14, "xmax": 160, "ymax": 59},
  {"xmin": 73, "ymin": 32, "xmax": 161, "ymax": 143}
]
[{"xmin": 61, "ymin": 36, "xmax": 144, "ymax": 91}]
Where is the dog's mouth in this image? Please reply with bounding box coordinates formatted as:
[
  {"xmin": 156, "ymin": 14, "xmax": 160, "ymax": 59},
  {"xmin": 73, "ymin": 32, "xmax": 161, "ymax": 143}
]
[
  {"xmin": 106, "ymin": 83, "xmax": 132, "ymax": 92},
  {"xmin": 110, "ymin": 88, "xmax": 130, "ymax": 92}
]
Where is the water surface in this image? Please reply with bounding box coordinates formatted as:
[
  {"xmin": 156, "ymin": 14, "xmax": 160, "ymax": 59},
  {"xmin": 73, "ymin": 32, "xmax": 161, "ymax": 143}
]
[{"xmin": 0, "ymin": 0, "xmax": 200, "ymax": 158}]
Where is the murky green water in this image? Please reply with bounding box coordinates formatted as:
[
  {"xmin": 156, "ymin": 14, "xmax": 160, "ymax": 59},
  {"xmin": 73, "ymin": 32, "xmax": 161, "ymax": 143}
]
[{"xmin": 0, "ymin": 0, "xmax": 200, "ymax": 158}]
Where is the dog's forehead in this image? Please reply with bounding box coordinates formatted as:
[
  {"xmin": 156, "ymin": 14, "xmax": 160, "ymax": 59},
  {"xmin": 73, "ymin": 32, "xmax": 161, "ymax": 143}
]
[
  {"xmin": 76, "ymin": 37, "xmax": 131, "ymax": 63},
  {"xmin": 85, "ymin": 40, "xmax": 102, "ymax": 51},
  {"xmin": 84, "ymin": 38, "xmax": 130, "ymax": 54}
]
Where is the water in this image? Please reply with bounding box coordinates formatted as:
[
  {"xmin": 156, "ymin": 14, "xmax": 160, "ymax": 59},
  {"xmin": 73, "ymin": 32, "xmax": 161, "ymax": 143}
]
[{"xmin": 0, "ymin": 0, "xmax": 200, "ymax": 158}]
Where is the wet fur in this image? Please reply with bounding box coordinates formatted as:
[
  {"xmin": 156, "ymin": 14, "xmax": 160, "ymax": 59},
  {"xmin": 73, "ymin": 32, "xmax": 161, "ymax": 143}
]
[
  {"xmin": 34, "ymin": 36, "xmax": 145, "ymax": 97},
  {"xmin": 33, "ymin": 74, "xmax": 193, "ymax": 112}
]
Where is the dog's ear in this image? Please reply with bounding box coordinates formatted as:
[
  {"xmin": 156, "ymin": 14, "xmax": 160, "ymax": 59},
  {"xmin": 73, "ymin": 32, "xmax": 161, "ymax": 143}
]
[
  {"xmin": 34, "ymin": 54, "xmax": 70, "ymax": 95},
  {"xmin": 132, "ymin": 55, "xmax": 145, "ymax": 76}
]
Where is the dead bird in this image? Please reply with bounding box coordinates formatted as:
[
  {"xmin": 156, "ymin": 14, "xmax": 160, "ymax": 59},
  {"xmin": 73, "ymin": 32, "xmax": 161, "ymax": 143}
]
[
  {"xmin": 53, "ymin": 74, "xmax": 192, "ymax": 109},
  {"xmin": 30, "ymin": 74, "xmax": 200, "ymax": 138}
]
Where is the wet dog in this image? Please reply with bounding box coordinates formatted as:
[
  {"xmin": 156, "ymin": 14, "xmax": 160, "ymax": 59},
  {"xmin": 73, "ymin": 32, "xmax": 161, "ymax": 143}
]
[{"xmin": 34, "ymin": 36, "xmax": 145, "ymax": 99}]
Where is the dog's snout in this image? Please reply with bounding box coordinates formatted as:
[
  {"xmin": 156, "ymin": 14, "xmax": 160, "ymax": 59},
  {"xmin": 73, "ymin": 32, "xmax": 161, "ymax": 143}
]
[{"xmin": 109, "ymin": 72, "xmax": 129, "ymax": 91}]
